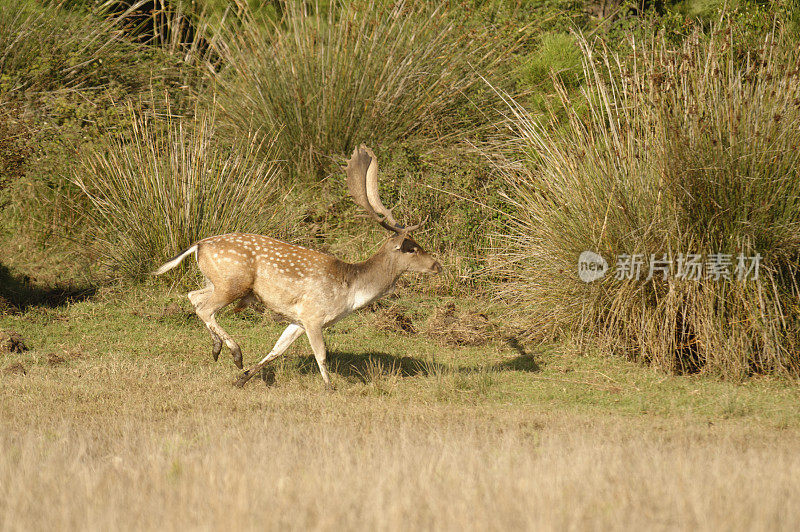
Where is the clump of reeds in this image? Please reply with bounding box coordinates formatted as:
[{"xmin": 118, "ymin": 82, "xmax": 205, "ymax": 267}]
[
  {"xmin": 212, "ymin": 0, "xmax": 504, "ymax": 178},
  {"xmin": 495, "ymin": 23, "xmax": 800, "ymax": 378},
  {"xmin": 74, "ymin": 102, "xmax": 286, "ymax": 280},
  {"xmin": 98, "ymin": 0, "xmax": 222, "ymax": 68}
]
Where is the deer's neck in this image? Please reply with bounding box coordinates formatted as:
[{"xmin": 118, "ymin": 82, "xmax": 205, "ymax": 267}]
[{"xmin": 345, "ymin": 249, "xmax": 402, "ymax": 310}]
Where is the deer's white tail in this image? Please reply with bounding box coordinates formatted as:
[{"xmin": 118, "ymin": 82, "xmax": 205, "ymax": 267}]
[{"xmin": 152, "ymin": 244, "xmax": 198, "ymax": 275}]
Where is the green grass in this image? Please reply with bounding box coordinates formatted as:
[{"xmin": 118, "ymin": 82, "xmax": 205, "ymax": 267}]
[
  {"xmin": 2, "ymin": 288, "xmax": 798, "ymax": 426},
  {"xmin": 3, "ymin": 2, "xmax": 800, "ymax": 527}
]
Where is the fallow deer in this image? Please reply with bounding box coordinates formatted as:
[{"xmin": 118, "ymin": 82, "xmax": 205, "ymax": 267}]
[{"xmin": 153, "ymin": 145, "xmax": 441, "ymax": 389}]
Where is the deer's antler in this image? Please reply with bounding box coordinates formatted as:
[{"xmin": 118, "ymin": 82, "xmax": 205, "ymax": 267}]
[{"xmin": 344, "ymin": 144, "xmax": 404, "ymax": 233}]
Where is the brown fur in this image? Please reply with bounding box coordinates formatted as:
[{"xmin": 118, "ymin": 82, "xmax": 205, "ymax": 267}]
[{"xmin": 156, "ymin": 231, "xmax": 440, "ymax": 388}]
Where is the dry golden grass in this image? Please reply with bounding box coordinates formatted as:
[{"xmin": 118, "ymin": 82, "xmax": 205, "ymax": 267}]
[
  {"xmin": 2, "ymin": 390, "xmax": 798, "ymax": 531},
  {"xmin": 1, "ymin": 290, "xmax": 799, "ymax": 531}
]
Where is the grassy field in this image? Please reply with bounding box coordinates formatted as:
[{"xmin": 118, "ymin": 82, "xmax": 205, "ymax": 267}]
[
  {"xmin": 2, "ymin": 1, "xmax": 800, "ymax": 530},
  {"xmin": 1, "ymin": 287, "xmax": 799, "ymax": 530}
]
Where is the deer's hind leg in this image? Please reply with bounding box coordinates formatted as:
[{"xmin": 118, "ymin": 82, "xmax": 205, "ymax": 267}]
[
  {"xmin": 187, "ymin": 282, "xmax": 213, "ymax": 308},
  {"xmin": 193, "ymin": 287, "xmax": 246, "ymax": 369},
  {"xmin": 188, "ymin": 283, "xmax": 223, "ymax": 362}
]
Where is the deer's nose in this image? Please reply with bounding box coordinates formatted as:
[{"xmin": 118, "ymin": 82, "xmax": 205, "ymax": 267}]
[{"xmin": 431, "ymin": 261, "xmax": 442, "ymax": 274}]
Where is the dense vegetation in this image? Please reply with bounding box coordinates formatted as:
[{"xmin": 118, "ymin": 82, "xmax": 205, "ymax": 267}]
[{"xmin": 2, "ymin": 0, "xmax": 799, "ymax": 378}]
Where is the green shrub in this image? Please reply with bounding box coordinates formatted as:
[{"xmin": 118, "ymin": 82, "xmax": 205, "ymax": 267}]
[
  {"xmin": 517, "ymin": 32, "xmax": 583, "ymax": 92},
  {"xmin": 0, "ymin": 0, "xmax": 146, "ymax": 96},
  {"xmin": 73, "ymin": 104, "xmax": 286, "ymax": 280},
  {"xmin": 211, "ymin": 0, "xmax": 506, "ymax": 179},
  {"xmin": 494, "ymin": 24, "xmax": 800, "ymax": 378}
]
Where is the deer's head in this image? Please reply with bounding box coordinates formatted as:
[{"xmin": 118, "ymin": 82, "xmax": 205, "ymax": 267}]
[{"xmin": 344, "ymin": 145, "xmax": 441, "ymax": 275}]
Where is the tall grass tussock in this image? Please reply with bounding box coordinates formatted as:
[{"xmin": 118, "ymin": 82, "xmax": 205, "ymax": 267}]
[
  {"xmin": 73, "ymin": 104, "xmax": 285, "ymax": 280},
  {"xmin": 213, "ymin": 0, "xmax": 505, "ymax": 177},
  {"xmin": 495, "ymin": 23, "xmax": 800, "ymax": 378}
]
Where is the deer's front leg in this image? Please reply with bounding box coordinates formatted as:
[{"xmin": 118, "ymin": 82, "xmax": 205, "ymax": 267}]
[
  {"xmin": 305, "ymin": 325, "xmax": 332, "ymax": 391},
  {"xmin": 233, "ymin": 324, "xmax": 304, "ymax": 387}
]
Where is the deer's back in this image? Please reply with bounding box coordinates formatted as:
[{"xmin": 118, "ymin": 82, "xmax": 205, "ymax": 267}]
[{"xmin": 197, "ymin": 233, "xmax": 351, "ymax": 324}]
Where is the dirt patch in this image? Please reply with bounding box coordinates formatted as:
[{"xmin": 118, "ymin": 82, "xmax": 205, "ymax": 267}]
[
  {"xmin": 0, "ymin": 330, "xmax": 28, "ymax": 353},
  {"xmin": 3, "ymin": 362, "xmax": 27, "ymax": 375},
  {"xmin": 162, "ymin": 302, "xmax": 185, "ymax": 316},
  {"xmin": 374, "ymin": 306, "xmax": 417, "ymax": 334},
  {"xmin": 156, "ymin": 303, "xmax": 196, "ymax": 323},
  {"xmin": 46, "ymin": 353, "xmax": 66, "ymax": 366},
  {"xmin": 426, "ymin": 302, "xmax": 494, "ymax": 346},
  {"xmin": 46, "ymin": 348, "xmax": 84, "ymax": 365}
]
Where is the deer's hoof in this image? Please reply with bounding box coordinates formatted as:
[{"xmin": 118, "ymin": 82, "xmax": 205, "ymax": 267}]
[
  {"xmin": 231, "ymin": 346, "xmax": 243, "ymax": 369},
  {"xmin": 233, "ymin": 372, "xmax": 250, "ymax": 388}
]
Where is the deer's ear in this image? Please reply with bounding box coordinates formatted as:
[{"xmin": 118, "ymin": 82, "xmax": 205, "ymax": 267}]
[{"xmin": 399, "ymin": 238, "xmax": 418, "ymax": 253}]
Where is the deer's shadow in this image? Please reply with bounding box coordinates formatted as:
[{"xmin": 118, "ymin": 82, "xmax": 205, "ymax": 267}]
[
  {"xmin": 293, "ymin": 351, "xmax": 439, "ymax": 381},
  {"xmin": 494, "ymin": 337, "xmax": 541, "ymax": 373},
  {"xmin": 287, "ymin": 338, "xmax": 541, "ymax": 383}
]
